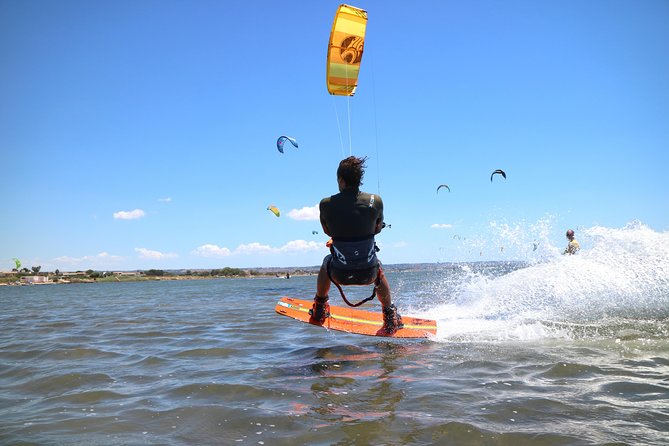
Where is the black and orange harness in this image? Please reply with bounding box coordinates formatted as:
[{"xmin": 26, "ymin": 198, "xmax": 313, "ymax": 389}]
[{"xmin": 325, "ymin": 237, "xmax": 383, "ymax": 307}]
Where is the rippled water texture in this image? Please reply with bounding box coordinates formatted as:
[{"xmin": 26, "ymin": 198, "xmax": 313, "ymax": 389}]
[{"xmin": 1, "ymin": 223, "xmax": 668, "ymax": 445}]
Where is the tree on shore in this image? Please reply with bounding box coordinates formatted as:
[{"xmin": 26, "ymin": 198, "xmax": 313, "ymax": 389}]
[
  {"xmin": 145, "ymin": 269, "xmax": 166, "ymax": 276},
  {"xmin": 211, "ymin": 267, "xmax": 247, "ymax": 277}
]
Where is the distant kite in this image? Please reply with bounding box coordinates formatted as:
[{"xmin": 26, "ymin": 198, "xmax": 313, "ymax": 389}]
[
  {"xmin": 277, "ymin": 136, "xmax": 298, "ymax": 153},
  {"xmin": 267, "ymin": 205, "xmax": 280, "ymax": 217},
  {"xmin": 312, "ymin": 230, "xmax": 319, "ymax": 235},
  {"xmin": 490, "ymin": 169, "xmax": 507, "ymax": 182},
  {"xmin": 436, "ymin": 184, "xmax": 450, "ymax": 193}
]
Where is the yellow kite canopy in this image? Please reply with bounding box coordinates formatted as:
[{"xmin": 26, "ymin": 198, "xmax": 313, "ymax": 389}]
[
  {"xmin": 326, "ymin": 4, "xmax": 368, "ymax": 96},
  {"xmin": 267, "ymin": 205, "xmax": 280, "ymax": 217}
]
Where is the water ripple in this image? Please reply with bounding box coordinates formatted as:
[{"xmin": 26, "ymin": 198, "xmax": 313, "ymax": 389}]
[{"xmin": 1, "ymin": 267, "xmax": 667, "ymax": 445}]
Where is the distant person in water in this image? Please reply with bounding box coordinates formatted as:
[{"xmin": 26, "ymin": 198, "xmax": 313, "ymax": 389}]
[
  {"xmin": 310, "ymin": 156, "xmax": 403, "ymax": 335},
  {"xmin": 563, "ymin": 229, "xmax": 580, "ymax": 255}
]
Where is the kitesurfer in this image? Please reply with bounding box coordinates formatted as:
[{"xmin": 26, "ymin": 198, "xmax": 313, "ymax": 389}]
[
  {"xmin": 563, "ymin": 229, "xmax": 580, "ymax": 255},
  {"xmin": 310, "ymin": 156, "xmax": 403, "ymax": 335}
]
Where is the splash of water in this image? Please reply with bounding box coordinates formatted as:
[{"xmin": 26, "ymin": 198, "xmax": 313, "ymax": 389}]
[{"xmin": 430, "ymin": 221, "xmax": 669, "ymax": 342}]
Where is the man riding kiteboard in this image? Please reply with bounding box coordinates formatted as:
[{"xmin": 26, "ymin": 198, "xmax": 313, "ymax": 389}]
[{"xmin": 310, "ymin": 156, "xmax": 403, "ymax": 335}]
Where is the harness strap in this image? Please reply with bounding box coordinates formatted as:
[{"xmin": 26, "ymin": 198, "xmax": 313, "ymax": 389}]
[{"xmin": 326, "ymin": 258, "xmax": 380, "ymax": 308}]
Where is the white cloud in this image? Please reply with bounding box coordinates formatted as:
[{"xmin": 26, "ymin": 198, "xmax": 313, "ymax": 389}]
[
  {"xmin": 96, "ymin": 252, "xmax": 121, "ymax": 259},
  {"xmin": 237, "ymin": 240, "xmax": 323, "ymax": 254},
  {"xmin": 277, "ymin": 240, "xmax": 322, "ymax": 252},
  {"xmin": 113, "ymin": 209, "xmax": 146, "ymax": 220},
  {"xmin": 235, "ymin": 242, "xmax": 274, "ymax": 255},
  {"xmin": 431, "ymin": 223, "xmax": 453, "ymax": 229},
  {"xmin": 135, "ymin": 248, "xmax": 178, "ymax": 259},
  {"xmin": 287, "ymin": 205, "xmax": 319, "ymax": 221},
  {"xmin": 54, "ymin": 252, "xmax": 123, "ymax": 264},
  {"xmin": 192, "ymin": 240, "xmax": 324, "ymax": 258},
  {"xmin": 54, "ymin": 255, "xmax": 80, "ymax": 263},
  {"xmin": 191, "ymin": 244, "xmax": 232, "ymax": 258},
  {"xmin": 158, "ymin": 197, "xmax": 172, "ymax": 203}
]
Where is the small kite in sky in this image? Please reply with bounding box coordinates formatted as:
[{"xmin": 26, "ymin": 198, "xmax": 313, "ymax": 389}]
[
  {"xmin": 490, "ymin": 169, "xmax": 507, "ymax": 182},
  {"xmin": 277, "ymin": 136, "xmax": 298, "ymax": 153},
  {"xmin": 267, "ymin": 205, "xmax": 280, "ymax": 217}
]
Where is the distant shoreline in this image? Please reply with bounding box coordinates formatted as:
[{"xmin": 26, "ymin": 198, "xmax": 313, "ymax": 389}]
[
  {"xmin": 0, "ymin": 268, "xmax": 318, "ymax": 286},
  {"xmin": 0, "ymin": 262, "xmax": 527, "ymax": 286}
]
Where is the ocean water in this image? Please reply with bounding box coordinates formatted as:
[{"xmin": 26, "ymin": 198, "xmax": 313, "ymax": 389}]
[{"xmin": 1, "ymin": 223, "xmax": 668, "ymax": 445}]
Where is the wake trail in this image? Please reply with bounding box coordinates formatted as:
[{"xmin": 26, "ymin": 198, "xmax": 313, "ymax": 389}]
[{"xmin": 421, "ymin": 221, "xmax": 669, "ymax": 342}]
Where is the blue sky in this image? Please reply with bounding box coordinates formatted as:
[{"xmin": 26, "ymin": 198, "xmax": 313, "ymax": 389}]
[{"xmin": 1, "ymin": 0, "xmax": 668, "ymax": 271}]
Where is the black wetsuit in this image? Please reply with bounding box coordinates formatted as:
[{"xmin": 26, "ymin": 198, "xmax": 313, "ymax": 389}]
[{"xmin": 319, "ymin": 188, "xmax": 384, "ymax": 284}]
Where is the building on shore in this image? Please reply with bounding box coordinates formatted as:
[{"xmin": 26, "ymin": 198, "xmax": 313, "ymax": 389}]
[{"xmin": 21, "ymin": 276, "xmax": 50, "ymax": 284}]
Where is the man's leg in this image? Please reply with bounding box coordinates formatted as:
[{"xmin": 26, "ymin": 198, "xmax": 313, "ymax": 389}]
[
  {"xmin": 375, "ymin": 267, "xmax": 403, "ymax": 334},
  {"xmin": 316, "ymin": 262, "xmax": 331, "ymax": 298},
  {"xmin": 375, "ymin": 269, "xmax": 392, "ymax": 307},
  {"xmin": 310, "ymin": 257, "xmax": 331, "ymax": 324}
]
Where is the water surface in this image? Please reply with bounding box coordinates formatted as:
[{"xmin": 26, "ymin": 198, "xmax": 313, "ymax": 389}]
[{"xmin": 1, "ymin": 224, "xmax": 668, "ymax": 445}]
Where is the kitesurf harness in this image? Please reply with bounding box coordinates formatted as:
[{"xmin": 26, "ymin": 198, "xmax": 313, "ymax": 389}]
[{"xmin": 326, "ymin": 236, "xmax": 381, "ymax": 308}]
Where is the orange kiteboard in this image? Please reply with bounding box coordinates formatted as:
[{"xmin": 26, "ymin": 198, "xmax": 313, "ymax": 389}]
[{"xmin": 275, "ymin": 297, "xmax": 437, "ymax": 339}]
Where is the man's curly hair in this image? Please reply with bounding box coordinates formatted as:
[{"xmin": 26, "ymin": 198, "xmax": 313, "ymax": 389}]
[{"xmin": 337, "ymin": 156, "xmax": 367, "ymax": 188}]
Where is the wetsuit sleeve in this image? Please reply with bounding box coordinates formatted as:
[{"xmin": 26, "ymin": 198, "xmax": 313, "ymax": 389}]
[
  {"xmin": 374, "ymin": 195, "xmax": 384, "ymax": 234},
  {"xmin": 319, "ymin": 198, "xmax": 332, "ymax": 236}
]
